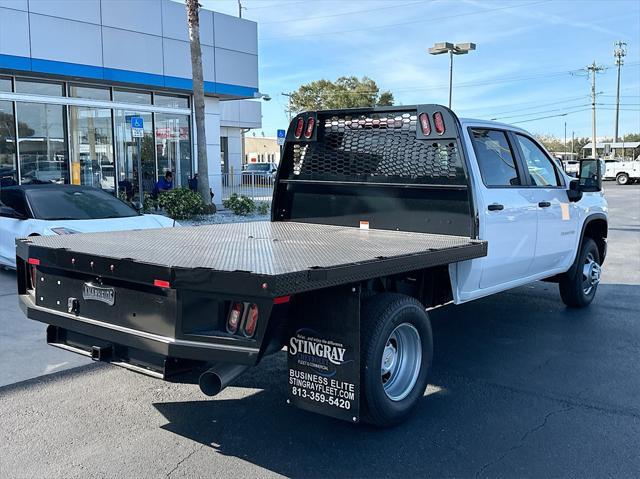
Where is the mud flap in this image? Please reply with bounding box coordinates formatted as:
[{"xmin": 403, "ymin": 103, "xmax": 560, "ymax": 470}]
[{"xmin": 287, "ymin": 284, "xmax": 360, "ymax": 423}]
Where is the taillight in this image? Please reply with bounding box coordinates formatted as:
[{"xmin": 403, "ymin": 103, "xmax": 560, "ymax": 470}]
[
  {"xmin": 294, "ymin": 117, "xmax": 304, "ymax": 138},
  {"xmin": 243, "ymin": 304, "xmax": 259, "ymax": 337},
  {"xmin": 304, "ymin": 118, "xmax": 315, "ymax": 138},
  {"xmin": 418, "ymin": 113, "xmax": 431, "ymax": 135},
  {"xmin": 28, "ymin": 264, "xmax": 37, "ymax": 290},
  {"xmin": 153, "ymin": 279, "xmax": 170, "ymax": 288},
  {"xmin": 227, "ymin": 302, "xmax": 244, "ymax": 334},
  {"xmin": 433, "ymin": 111, "xmax": 445, "ymax": 135}
]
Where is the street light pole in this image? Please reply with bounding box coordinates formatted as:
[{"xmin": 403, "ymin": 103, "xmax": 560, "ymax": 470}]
[
  {"xmin": 428, "ymin": 42, "xmax": 476, "ymax": 109},
  {"xmin": 448, "ymin": 50, "xmax": 454, "ymax": 109}
]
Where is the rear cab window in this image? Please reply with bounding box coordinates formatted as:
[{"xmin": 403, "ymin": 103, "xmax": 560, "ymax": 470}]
[{"xmin": 469, "ymin": 129, "xmax": 521, "ymax": 187}]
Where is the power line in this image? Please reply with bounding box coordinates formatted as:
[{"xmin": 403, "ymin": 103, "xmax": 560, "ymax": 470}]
[
  {"xmin": 261, "ymin": 0, "xmax": 548, "ymax": 40},
  {"xmin": 490, "ymin": 104, "xmax": 591, "ymax": 121},
  {"xmin": 511, "ymin": 108, "xmax": 591, "ymax": 124},
  {"xmin": 260, "ymin": 1, "xmax": 427, "ymax": 24}
]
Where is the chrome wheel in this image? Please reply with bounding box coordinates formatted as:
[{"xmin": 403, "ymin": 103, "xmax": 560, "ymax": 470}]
[
  {"xmin": 582, "ymin": 252, "xmax": 601, "ymax": 295},
  {"xmin": 381, "ymin": 323, "xmax": 422, "ymax": 401}
]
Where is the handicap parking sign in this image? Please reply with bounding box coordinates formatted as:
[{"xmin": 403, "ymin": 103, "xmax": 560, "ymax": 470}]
[
  {"xmin": 130, "ymin": 117, "xmax": 144, "ymax": 129},
  {"xmin": 277, "ymin": 129, "xmax": 286, "ymax": 146}
]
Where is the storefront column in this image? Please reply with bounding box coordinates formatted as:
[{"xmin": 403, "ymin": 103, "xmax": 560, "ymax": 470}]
[{"xmin": 203, "ymin": 97, "xmax": 222, "ymax": 206}]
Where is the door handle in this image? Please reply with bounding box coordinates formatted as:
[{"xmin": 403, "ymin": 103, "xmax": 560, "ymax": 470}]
[
  {"xmin": 488, "ymin": 203, "xmax": 504, "ymax": 211},
  {"xmin": 538, "ymin": 201, "xmax": 551, "ymax": 208}
]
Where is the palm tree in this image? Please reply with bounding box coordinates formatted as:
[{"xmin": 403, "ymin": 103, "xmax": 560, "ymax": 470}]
[{"xmin": 186, "ymin": 0, "xmax": 211, "ymax": 204}]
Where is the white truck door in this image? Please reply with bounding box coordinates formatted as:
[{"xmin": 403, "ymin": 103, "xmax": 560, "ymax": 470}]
[
  {"xmin": 463, "ymin": 128, "xmax": 538, "ymax": 291},
  {"xmin": 512, "ymin": 134, "xmax": 579, "ymax": 274}
]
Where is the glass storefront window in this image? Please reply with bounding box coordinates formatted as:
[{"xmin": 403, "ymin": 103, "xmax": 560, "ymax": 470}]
[
  {"xmin": 155, "ymin": 113, "xmax": 191, "ymax": 187},
  {"xmin": 69, "ymin": 106, "xmax": 115, "ymax": 192},
  {"xmin": 0, "ymin": 101, "xmax": 18, "ymax": 186},
  {"xmin": 69, "ymin": 84, "xmax": 111, "ymax": 101},
  {"xmin": 16, "ymin": 102, "xmax": 68, "ymax": 184},
  {"xmin": 15, "ymin": 79, "xmax": 64, "ymax": 96},
  {"xmin": 114, "ymin": 110, "xmax": 154, "ymax": 202},
  {"xmin": 154, "ymin": 94, "xmax": 189, "ymax": 109},
  {"xmin": 0, "ymin": 77, "xmax": 12, "ymax": 92},
  {"xmin": 113, "ymin": 89, "xmax": 151, "ymax": 105}
]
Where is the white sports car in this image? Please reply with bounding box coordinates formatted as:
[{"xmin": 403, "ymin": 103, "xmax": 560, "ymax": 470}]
[{"xmin": 0, "ymin": 184, "xmax": 177, "ymax": 268}]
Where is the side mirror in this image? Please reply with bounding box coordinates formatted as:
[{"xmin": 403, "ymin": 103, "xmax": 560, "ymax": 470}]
[
  {"xmin": 0, "ymin": 205, "xmax": 25, "ymax": 219},
  {"xmin": 131, "ymin": 201, "xmax": 143, "ymax": 213},
  {"xmin": 577, "ymin": 158, "xmax": 603, "ymax": 193}
]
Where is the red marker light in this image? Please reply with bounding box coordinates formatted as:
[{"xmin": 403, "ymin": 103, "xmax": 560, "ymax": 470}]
[
  {"xmin": 153, "ymin": 279, "xmax": 170, "ymax": 288},
  {"xmin": 27, "ymin": 258, "xmax": 40, "ymax": 266},
  {"xmin": 433, "ymin": 111, "xmax": 445, "ymax": 135},
  {"xmin": 273, "ymin": 296, "xmax": 291, "ymax": 305},
  {"xmin": 243, "ymin": 304, "xmax": 259, "ymax": 337},
  {"xmin": 304, "ymin": 118, "xmax": 315, "ymax": 138},
  {"xmin": 294, "ymin": 118, "xmax": 305, "ymax": 138},
  {"xmin": 418, "ymin": 113, "xmax": 431, "ymax": 135}
]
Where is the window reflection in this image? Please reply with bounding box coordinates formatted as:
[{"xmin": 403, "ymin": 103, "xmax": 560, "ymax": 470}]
[
  {"xmin": 15, "ymin": 79, "xmax": 64, "ymax": 96},
  {"xmin": 114, "ymin": 110, "xmax": 154, "ymax": 201},
  {"xmin": 155, "ymin": 113, "xmax": 191, "ymax": 187},
  {"xmin": 113, "ymin": 89, "xmax": 151, "ymax": 105},
  {"xmin": 0, "ymin": 77, "xmax": 12, "ymax": 92},
  {"xmin": 16, "ymin": 102, "xmax": 68, "ymax": 184},
  {"xmin": 0, "ymin": 100, "xmax": 18, "ymax": 186},
  {"xmin": 69, "ymin": 106, "xmax": 115, "ymax": 192},
  {"xmin": 69, "ymin": 84, "xmax": 111, "ymax": 101}
]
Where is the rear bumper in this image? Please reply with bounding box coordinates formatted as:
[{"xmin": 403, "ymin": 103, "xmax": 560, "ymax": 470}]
[{"xmin": 20, "ymin": 294, "xmax": 260, "ymax": 365}]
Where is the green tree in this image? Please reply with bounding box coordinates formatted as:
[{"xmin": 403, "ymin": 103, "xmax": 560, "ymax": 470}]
[
  {"xmin": 622, "ymin": 133, "xmax": 640, "ymax": 142},
  {"xmin": 289, "ymin": 76, "xmax": 393, "ymax": 114}
]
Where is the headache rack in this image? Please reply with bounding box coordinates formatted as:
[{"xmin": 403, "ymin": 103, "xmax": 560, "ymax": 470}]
[{"xmin": 272, "ymin": 105, "xmax": 477, "ymax": 238}]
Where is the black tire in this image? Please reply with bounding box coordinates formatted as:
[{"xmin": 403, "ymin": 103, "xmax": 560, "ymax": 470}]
[
  {"xmin": 616, "ymin": 173, "xmax": 629, "ymax": 185},
  {"xmin": 559, "ymin": 238, "xmax": 601, "ymax": 308},
  {"xmin": 360, "ymin": 293, "xmax": 432, "ymax": 427}
]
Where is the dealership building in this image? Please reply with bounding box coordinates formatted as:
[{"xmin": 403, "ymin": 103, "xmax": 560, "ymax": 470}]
[{"xmin": 0, "ymin": 0, "xmax": 261, "ymax": 204}]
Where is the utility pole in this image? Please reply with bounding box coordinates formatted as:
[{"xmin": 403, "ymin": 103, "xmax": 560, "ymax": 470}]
[
  {"xmin": 613, "ymin": 41, "xmax": 627, "ymax": 142},
  {"xmin": 238, "ymin": 0, "xmax": 245, "ymax": 18},
  {"xmin": 586, "ymin": 61, "xmax": 605, "ymax": 158},
  {"xmin": 571, "ymin": 131, "xmax": 575, "ymax": 156},
  {"xmin": 281, "ymin": 92, "xmax": 293, "ymax": 122},
  {"xmin": 564, "ymin": 121, "xmax": 567, "ymax": 157}
]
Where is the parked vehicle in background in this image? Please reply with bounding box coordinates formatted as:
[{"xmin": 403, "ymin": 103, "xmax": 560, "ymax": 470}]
[
  {"xmin": 15, "ymin": 105, "xmax": 607, "ymax": 427},
  {"xmin": 0, "ymin": 184, "xmax": 177, "ymax": 268},
  {"xmin": 242, "ymin": 162, "xmax": 278, "ymax": 181},
  {"xmin": 561, "ymin": 159, "xmax": 580, "ymax": 177},
  {"xmin": 603, "ymin": 158, "xmax": 640, "ymax": 185}
]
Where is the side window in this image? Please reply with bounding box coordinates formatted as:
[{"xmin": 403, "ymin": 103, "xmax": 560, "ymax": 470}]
[
  {"xmin": 0, "ymin": 190, "xmax": 28, "ymax": 217},
  {"xmin": 470, "ymin": 129, "xmax": 520, "ymax": 187},
  {"xmin": 515, "ymin": 135, "xmax": 560, "ymax": 187}
]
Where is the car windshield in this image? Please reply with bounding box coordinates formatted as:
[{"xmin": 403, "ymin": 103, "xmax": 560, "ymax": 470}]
[
  {"xmin": 246, "ymin": 164, "xmax": 271, "ymax": 172},
  {"xmin": 26, "ymin": 188, "xmax": 138, "ymax": 220}
]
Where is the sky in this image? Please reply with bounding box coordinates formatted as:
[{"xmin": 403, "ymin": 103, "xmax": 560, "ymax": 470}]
[{"xmin": 202, "ymin": 0, "xmax": 640, "ymax": 141}]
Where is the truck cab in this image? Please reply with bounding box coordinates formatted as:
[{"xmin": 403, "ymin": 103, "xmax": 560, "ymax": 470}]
[{"xmin": 452, "ymin": 119, "xmax": 607, "ymax": 304}]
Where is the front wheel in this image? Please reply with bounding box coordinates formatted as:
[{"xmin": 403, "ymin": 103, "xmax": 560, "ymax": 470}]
[
  {"xmin": 360, "ymin": 293, "xmax": 432, "ymax": 427},
  {"xmin": 559, "ymin": 238, "xmax": 601, "ymax": 308},
  {"xmin": 616, "ymin": 173, "xmax": 629, "ymax": 185}
]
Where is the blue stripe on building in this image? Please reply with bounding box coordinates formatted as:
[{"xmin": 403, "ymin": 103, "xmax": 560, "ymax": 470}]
[{"xmin": 0, "ymin": 54, "xmax": 258, "ymax": 98}]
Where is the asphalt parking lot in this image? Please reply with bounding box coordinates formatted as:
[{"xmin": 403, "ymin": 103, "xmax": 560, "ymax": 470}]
[{"xmin": 0, "ymin": 183, "xmax": 638, "ymax": 478}]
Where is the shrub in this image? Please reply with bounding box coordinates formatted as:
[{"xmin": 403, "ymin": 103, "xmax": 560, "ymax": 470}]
[
  {"xmin": 157, "ymin": 188, "xmax": 206, "ymax": 220},
  {"xmin": 257, "ymin": 202, "xmax": 270, "ymax": 215},
  {"xmin": 223, "ymin": 193, "xmax": 256, "ymax": 216},
  {"xmin": 142, "ymin": 192, "xmax": 158, "ymax": 214}
]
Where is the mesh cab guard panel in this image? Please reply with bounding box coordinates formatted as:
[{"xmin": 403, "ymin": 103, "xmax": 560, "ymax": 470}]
[{"xmin": 287, "ymin": 110, "xmax": 466, "ymax": 185}]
